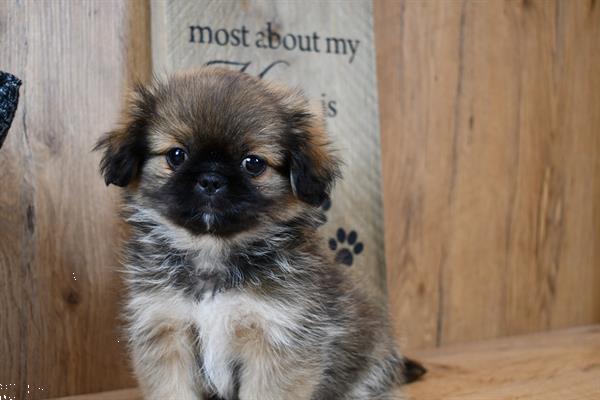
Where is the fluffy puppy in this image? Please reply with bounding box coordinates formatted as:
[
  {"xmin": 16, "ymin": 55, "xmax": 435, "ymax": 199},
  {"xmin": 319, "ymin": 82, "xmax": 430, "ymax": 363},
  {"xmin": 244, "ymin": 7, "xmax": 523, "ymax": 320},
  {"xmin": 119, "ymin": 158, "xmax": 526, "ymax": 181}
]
[{"xmin": 96, "ymin": 68, "xmax": 405, "ymax": 400}]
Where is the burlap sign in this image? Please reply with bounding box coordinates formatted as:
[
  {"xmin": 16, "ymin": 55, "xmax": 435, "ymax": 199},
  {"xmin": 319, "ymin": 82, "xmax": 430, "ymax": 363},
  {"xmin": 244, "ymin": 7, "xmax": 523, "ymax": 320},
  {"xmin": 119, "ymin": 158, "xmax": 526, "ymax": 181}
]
[{"xmin": 151, "ymin": 0, "xmax": 386, "ymax": 302}]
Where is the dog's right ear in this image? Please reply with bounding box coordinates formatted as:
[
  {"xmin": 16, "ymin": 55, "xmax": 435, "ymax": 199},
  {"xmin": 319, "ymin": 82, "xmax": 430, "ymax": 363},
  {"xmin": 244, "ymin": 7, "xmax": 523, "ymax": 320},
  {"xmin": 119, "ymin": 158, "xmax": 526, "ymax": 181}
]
[{"xmin": 94, "ymin": 84, "xmax": 155, "ymax": 187}]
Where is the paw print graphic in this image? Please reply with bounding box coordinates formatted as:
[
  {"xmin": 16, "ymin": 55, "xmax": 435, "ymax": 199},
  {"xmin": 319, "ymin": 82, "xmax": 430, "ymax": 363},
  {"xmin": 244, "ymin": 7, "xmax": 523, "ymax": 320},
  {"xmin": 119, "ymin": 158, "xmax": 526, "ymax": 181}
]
[{"xmin": 329, "ymin": 228, "xmax": 364, "ymax": 266}]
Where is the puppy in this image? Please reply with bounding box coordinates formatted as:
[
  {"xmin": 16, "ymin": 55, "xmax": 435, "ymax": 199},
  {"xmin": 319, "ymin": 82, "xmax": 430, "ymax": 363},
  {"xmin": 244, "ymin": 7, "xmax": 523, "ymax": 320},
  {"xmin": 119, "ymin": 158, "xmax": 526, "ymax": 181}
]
[{"xmin": 96, "ymin": 68, "xmax": 405, "ymax": 400}]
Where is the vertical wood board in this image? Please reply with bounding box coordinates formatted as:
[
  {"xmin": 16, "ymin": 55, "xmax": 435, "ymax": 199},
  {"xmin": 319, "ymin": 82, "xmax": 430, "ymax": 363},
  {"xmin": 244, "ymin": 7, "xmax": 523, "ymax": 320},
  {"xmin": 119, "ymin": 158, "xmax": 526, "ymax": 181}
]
[
  {"xmin": 375, "ymin": 0, "xmax": 600, "ymax": 349},
  {"xmin": 0, "ymin": 1, "xmax": 150, "ymax": 398}
]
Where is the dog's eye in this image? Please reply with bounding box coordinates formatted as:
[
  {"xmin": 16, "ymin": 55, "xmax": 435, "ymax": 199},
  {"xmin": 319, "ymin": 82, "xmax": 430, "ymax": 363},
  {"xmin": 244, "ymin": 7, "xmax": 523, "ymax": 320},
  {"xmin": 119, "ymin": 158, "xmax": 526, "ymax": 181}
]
[
  {"xmin": 242, "ymin": 155, "xmax": 266, "ymax": 176},
  {"xmin": 166, "ymin": 148, "xmax": 187, "ymax": 169}
]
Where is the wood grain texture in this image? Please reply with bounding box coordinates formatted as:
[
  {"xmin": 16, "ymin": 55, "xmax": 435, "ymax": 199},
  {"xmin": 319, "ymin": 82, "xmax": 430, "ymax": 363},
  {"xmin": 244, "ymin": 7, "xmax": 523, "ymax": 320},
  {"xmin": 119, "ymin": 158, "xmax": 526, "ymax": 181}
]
[
  {"xmin": 406, "ymin": 325, "xmax": 600, "ymax": 400},
  {"xmin": 51, "ymin": 389, "xmax": 143, "ymax": 400},
  {"xmin": 375, "ymin": 0, "xmax": 600, "ymax": 350},
  {"xmin": 0, "ymin": 1, "xmax": 150, "ymax": 398}
]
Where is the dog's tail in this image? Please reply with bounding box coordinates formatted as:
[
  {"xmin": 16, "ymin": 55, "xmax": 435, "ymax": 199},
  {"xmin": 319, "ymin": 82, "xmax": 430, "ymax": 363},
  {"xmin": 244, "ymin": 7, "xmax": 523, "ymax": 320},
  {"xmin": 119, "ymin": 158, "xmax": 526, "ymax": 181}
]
[{"xmin": 402, "ymin": 357, "xmax": 427, "ymax": 384}]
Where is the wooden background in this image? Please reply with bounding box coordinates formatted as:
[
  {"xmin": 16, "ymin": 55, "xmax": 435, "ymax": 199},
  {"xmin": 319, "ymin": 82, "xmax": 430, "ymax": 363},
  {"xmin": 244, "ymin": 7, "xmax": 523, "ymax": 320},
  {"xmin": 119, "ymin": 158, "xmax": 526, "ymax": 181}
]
[
  {"xmin": 0, "ymin": 1, "xmax": 148, "ymax": 398},
  {"xmin": 0, "ymin": 0, "xmax": 598, "ymax": 398},
  {"xmin": 376, "ymin": 0, "xmax": 600, "ymax": 350}
]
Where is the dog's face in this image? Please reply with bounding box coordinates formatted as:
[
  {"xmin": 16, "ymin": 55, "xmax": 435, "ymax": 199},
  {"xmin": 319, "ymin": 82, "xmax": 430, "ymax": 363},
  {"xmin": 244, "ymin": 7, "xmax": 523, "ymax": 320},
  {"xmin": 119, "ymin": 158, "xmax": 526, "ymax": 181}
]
[{"xmin": 96, "ymin": 68, "xmax": 339, "ymax": 238}]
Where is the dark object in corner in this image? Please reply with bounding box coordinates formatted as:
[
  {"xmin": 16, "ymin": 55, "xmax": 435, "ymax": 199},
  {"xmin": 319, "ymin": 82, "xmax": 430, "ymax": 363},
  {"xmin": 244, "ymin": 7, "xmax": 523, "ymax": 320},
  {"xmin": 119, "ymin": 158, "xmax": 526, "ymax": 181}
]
[
  {"xmin": 0, "ymin": 71, "xmax": 22, "ymax": 149},
  {"xmin": 403, "ymin": 356, "xmax": 428, "ymax": 384}
]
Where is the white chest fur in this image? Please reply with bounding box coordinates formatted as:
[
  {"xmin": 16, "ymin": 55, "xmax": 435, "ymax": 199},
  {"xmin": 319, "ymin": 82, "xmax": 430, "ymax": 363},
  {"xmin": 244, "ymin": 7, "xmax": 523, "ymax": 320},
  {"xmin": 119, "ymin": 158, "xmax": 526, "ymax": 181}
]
[
  {"xmin": 128, "ymin": 289, "xmax": 300, "ymax": 400},
  {"xmin": 193, "ymin": 290, "xmax": 302, "ymax": 398}
]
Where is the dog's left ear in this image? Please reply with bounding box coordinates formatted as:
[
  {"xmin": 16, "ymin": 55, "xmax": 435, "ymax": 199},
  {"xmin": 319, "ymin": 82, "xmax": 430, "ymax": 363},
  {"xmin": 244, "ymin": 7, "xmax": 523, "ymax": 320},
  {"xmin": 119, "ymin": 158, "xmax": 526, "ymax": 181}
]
[
  {"xmin": 94, "ymin": 84, "xmax": 155, "ymax": 187},
  {"xmin": 284, "ymin": 99, "xmax": 341, "ymax": 206}
]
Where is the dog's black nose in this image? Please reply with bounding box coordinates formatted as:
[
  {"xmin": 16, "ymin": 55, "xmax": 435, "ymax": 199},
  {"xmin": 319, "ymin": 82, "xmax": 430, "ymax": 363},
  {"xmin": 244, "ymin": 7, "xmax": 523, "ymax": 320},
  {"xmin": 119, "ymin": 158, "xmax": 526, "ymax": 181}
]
[{"xmin": 197, "ymin": 173, "xmax": 226, "ymax": 195}]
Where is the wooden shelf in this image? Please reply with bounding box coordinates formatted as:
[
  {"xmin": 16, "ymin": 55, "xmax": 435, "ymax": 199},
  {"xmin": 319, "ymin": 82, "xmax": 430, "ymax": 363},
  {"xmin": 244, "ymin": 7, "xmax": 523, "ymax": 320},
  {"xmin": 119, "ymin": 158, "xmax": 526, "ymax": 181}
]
[
  {"xmin": 51, "ymin": 325, "xmax": 600, "ymax": 400},
  {"xmin": 52, "ymin": 390, "xmax": 142, "ymax": 400},
  {"xmin": 407, "ymin": 325, "xmax": 600, "ymax": 400}
]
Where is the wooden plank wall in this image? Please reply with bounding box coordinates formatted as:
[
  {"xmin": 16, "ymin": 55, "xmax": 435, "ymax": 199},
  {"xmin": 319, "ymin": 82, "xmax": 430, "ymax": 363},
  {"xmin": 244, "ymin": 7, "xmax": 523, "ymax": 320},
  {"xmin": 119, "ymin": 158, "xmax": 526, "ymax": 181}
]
[
  {"xmin": 0, "ymin": 0, "xmax": 599, "ymax": 398},
  {"xmin": 0, "ymin": 1, "xmax": 148, "ymax": 398},
  {"xmin": 375, "ymin": 0, "xmax": 600, "ymax": 350}
]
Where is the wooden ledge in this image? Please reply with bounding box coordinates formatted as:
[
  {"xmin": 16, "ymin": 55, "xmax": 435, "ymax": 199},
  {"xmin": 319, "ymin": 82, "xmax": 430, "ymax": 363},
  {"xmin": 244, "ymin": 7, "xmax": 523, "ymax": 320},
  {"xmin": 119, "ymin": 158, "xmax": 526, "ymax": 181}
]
[
  {"xmin": 51, "ymin": 325, "xmax": 600, "ymax": 400},
  {"xmin": 406, "ymin": 325, "xmax": 600, "ymax": 400},
  {"xmin": 51, "ymin": 389, "xmax": 142, "ymax": 400},
  {"xmin": 51, "ymin": 389, "xmax": 141, "ymax": 400}
]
